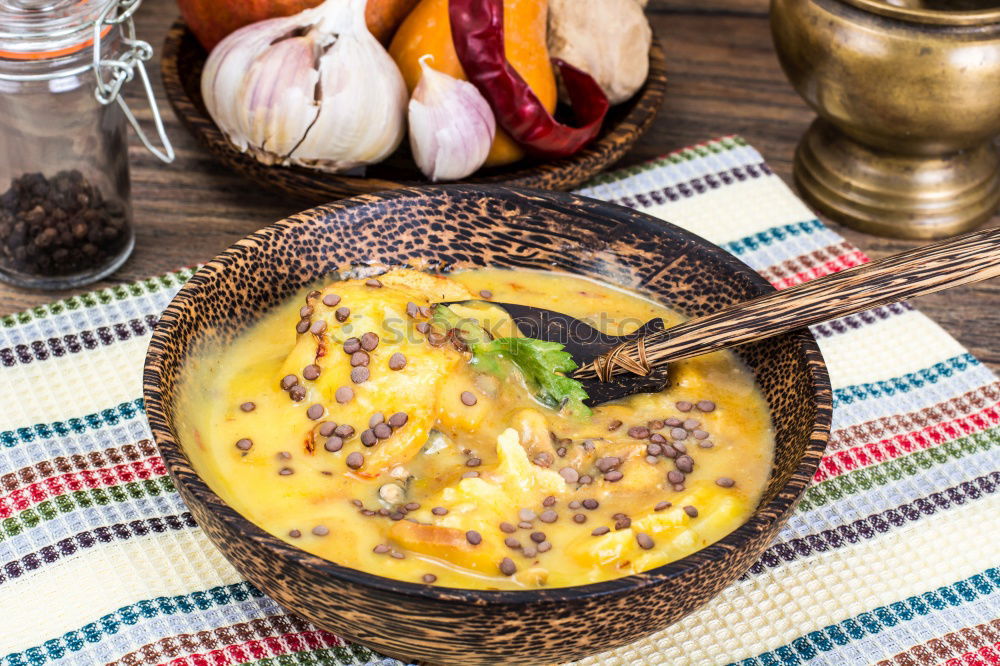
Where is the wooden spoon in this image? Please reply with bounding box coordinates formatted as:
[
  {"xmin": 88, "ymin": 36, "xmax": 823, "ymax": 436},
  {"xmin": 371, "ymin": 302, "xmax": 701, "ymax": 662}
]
[{"xmin": 448, "ymin": 226, "xmax": 1000, "ymax": 406}]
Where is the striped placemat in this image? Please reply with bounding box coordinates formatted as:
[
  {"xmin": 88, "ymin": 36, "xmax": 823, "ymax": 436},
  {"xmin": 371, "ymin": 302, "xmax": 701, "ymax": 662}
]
[{"xmin": 1, "ymin": 136, "xmax": 997, "ymax": 666}]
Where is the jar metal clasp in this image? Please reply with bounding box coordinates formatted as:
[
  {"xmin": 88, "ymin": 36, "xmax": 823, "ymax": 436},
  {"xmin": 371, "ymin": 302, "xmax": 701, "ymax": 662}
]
[{"xmin": 91, "ymin": 0, "xmax": 174, "ymax": 163}]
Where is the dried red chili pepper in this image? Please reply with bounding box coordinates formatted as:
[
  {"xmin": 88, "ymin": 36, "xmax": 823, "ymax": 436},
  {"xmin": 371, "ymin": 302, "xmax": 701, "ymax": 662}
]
[{"xmin": 448, "ymin": 0, "xmax": 609, "ymax": 160}]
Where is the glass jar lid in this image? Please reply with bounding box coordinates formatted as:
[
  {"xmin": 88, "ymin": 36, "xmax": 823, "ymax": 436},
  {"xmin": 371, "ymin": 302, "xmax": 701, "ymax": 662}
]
[{"xmin": 0, "ymin": 0, "xmax": 118, "ymax": 59}]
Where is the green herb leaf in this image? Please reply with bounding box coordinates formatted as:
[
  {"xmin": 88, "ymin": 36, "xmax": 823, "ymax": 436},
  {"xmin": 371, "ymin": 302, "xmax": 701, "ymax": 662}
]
[{"xmin": 471, "ymin": 337, "xmax": 591, "ymax": 418}]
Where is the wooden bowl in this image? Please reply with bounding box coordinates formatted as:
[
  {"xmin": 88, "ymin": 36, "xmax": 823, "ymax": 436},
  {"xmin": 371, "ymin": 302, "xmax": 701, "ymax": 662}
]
[
  {"xmin": 160, "ymin": 21, "xmax": 668, "ymax": 201},
  {"xmin": 143, "ymin": 186, "xmax": 831, "ymax": 665}
]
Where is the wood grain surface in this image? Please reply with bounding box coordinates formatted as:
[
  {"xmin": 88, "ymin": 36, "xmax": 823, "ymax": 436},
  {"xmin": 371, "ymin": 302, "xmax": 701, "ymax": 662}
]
[{"xmin": 2, "ymin": 0, "xmax": 997, "ymax": 374}]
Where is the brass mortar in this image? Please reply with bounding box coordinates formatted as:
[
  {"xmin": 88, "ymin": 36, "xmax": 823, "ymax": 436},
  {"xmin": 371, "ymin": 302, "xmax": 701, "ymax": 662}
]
[{"xmin": 771, "ymin": 0, "xmax": 1000, "ymax": 238}]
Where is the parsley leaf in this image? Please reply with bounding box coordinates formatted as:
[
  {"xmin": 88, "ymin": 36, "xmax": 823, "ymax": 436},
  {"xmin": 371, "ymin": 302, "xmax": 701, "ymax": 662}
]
[{"xmin": 471, "ymin": 337, "xmax": 591, "ymax": 418}]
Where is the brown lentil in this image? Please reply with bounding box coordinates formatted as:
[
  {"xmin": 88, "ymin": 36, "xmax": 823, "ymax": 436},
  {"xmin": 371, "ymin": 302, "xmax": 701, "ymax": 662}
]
[
  {"xmin": 312, "ymin": 525, "xmax": 329, "ymax": 536},
  {"xmin": 654, "ymin": 501, "xmax": 672, "ymax": 511},
  {"xmin": 696, "ymin": 400, "xmax": 716, "ymax": 412},
  {"xmin": 360, "ymin": 429, "xmax": 377, "ymax": 447},
  {"xmin": 280, "ymin": 374, "xmax": 299, "ymax": 390},
  {"xmin": 360, "ymin": 332, "xmax": 379, "ymax": 351},
  {"xmin": 518, "ymin": 521, "xmax": 533, "ymax": 529},
  {"xmin": 388, "ymin": 353, "xmax": 407, "ymax": 371},
  {"xmin": 605, "ymin": 470, "xmax": 624, "ymax": 482},
  {"xmin": 479, "ymin": 289, "xmax": 493, "ymax": 299},
  {"xmin": 346, "ymin": 452, "xmax": 364, "ymax": 469},
  {"xmin": 466, "ymin": 457, "xmax": 482, "ymax": 467},
  {"xmin": 582, "ymin": 499, "xmax": 599, "ymax": 510},
  {"xmin": 289, "ymin": 385, "xmax": 307, "ymax": 402},
  {"xmin": 498, "ymin": 521, "xmax": 515, "ymax": 532},
  {"xmin": 278, "ymin": 467, "xmax": 294, "ymax": 476},
  {"xmin": 692, "ymin": 429, "xmax": 710, "ymax": 440},
  {"xmin": 465, "ymin": 530, "xmax": 482, "ymax": 545},
  {"xmin": 573, "ymin": 513, "xmax": 586, "ymax": 523},
  {"xmin": 422, "ymin": 573, "xmax": 437, "ymax": 583},
  {"xmin": 334, "ymin": 424, "xmax": 355, "ymax": 438},
  {"xmin": 239, "ymin": 402, "xmax": 256, "ymax": 413},
  {"xmin": 614, "ymin": 515, "xmax": 631, "ymax": 530},
  {"xmin": 288, "ymin": 529, "xmax": 301, "ymax": 538},
  {"xmin": 303, "ymin": 364, "xmax": 321, "ymax": 381},
  {"xmin": 543, "ymin": 495, "xmax": 556, "ymax": 507},
  {"xmin": 675, "ymin": 455, "xmax": 694, "ymax": 473},
  {"xmin": 667, "ymin": 470, "xmax": 685, "ymax": 484},
  {"xmin": 607, "ymin": 419, "xmax": 623, "ymax": 431},
  {"xmin": 648, "ymin": 419, "xmax": 665, "ymax": 430},
  {"xmin": 318, "ymin": 422, "xmax": 337, "ymax": 437},
  {"xmin": 432, "ymin": 507, "xmax": 449, "ymax": 516},
  {"xmin": 461, "ymin": 471, "xmax": 480, "ymax": 479},
  {"xmin": 698, "ymin": 440, "xmax": 715, "ymax": 449},
  {"xmin": 460, "ymin": 391, "xmax": 477, "ymax": 406},
  {"xmin": 578, "ymin": 474, "xmax": 594, "ymax": 484},
  {"xmin": 373, "ymin": 544, "xmax": 390, "ymax": 554},
  {"xmin": 676, "ymin": 401, "xmax": 693, "ymax": 412},
  {"xmin": 351, "ymin": 367, "xmax": 370, "ymax": 384},
  {"xmin": 591, "ymin": 526, "xmax": 610, "ymax": 536},
  {"xmin": 350, "ymin": 351, "xmax": 369, "ymax": 367},
  {"xmin": 636, "ymin": 533, "xmax": 655, "ymax": 550},
  {"xmin": 324, "ymin": 437, "xmax": 344, "ymax": 452},
  {"xmin": 306, "ymin": 404, "xmax": 324, "ymax": 420},
  {"xmin": 504, "ymin": 537, "xmax": 521, "ymax": 549},
  {"xmin": 365, "ymin": 278, "xmax": 383, "ymax": 288},
  {"xmin": 322, "ymin": 293, "xmax": 341, "ymax": 307},
  {"xmin": 295, "ymin": 320, "xmax": 310, "ymax": 334},
  {"xmin": 235, "ymin": 438, "xmax": 253, "ymax": 451},
  {"xmin": 335, "ymin": 386, "xmax": 354, "ymax": 404},
  {"xmin": 670, "ymin": 427, "xmax": 688, "ymax": 440},
  {"xmin": 716, "ymin": 477, "xmax": 736, "ymax": 487},
  {"xmin": 628, "ymin": 426, "xmax": 650, "ymax": 439},
  {"xmin": 518, "ymin": 508, "xmax": 537, "ymax": 522},
  {"xmin": 309, "ymin": 320, "xmax": 327, "ymax": 335},
  {"xmin": 683, "ymin": 505, "xmax": 698, "ymax": 517},
  {"xmin": 539, "ymin": 510, "xmax": 558, "ymax": 523},
  {"xmin": 335, "ymin": 307, "xmax": 350, "ymax": 322},
  {"xmin": 537, "ymin": 541, "xmax": 552, "ymax": 553},
  {"xmin": 388, "ymin": 412, "xmax": 408, "ymax": 428},
  {"xmin": 499, "ymin": 558, "xmax": 517, "ymax": 575}
]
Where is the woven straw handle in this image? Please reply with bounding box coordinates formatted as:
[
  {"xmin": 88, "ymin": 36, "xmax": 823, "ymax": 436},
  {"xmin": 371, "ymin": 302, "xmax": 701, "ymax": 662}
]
[{"xmin": 576, "ymin": 226, "xmax": 1000, "ymax": 380}]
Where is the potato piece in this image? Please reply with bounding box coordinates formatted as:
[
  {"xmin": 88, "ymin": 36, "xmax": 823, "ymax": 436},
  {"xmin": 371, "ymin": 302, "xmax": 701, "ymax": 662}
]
[{"xmin": 389, "ymin": 521, "xmax": 505, "ymax": 572}]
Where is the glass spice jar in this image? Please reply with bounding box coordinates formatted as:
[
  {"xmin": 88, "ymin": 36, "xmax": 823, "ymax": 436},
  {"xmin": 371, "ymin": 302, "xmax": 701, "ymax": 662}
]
[{"xmin": 0, "ymin": 0, "xmax": 172, "ymax": 289}]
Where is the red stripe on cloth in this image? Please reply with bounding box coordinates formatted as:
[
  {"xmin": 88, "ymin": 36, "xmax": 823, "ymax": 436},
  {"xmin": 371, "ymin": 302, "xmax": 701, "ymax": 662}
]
[
  {"xmin": 0, "ymin": 455, "xmax": 166, "ymax": 518},
  {"xmin": 769, "ymin": 250, "xmax": 869, "ymax": 290},
  {"xmin": 164, "ymin": 631, "xmax": 345, "ymax": 666},
  {"xmin": 944, "ymin": 642, "xmax": 1000, "ymax": 666},
  {"xmin": 814, "ymin": 402, "xmax": 1000, "ymax": 483}
]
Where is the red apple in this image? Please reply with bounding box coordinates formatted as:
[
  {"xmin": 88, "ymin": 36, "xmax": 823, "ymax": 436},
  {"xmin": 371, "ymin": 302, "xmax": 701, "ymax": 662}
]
[
  {"xmin": 178, "ymin": 0, "xmax": 323, "ymax": 52},
  {"xmin": 177, "ymin": 0, "xmax": 420, "ymax": 52}
]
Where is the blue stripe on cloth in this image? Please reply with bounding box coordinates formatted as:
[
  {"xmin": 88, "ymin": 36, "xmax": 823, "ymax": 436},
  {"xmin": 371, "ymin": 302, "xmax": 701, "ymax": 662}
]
[
  {"xmin": 0, "ymin": 399, "xmax": 145, "ymax": 448},
  {"xmin": 731, "ymin": 568, "xmax": 1000, "ymax": 666}
]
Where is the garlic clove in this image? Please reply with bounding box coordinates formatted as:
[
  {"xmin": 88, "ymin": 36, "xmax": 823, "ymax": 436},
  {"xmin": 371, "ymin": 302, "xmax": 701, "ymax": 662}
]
[
  {"xmin": 201, "ymin": 14, "xmax": 306, "ymax": 151},
  {"xmin": 288, "ymin": 0, "xmax": 407, "ymax": 171},
  {"xmin": 236, "ymin": 34, "xmax": 320, "ymax": 161},
  {"xmin": 408, "ymin": 57, "xmax": 496, "ymax": 182}
]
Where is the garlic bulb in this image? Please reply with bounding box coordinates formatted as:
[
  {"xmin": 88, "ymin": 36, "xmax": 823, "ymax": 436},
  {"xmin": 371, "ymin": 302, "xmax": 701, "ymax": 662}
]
[
  {"xmin": 201, "ymin": 0, "xmax": 407, "ymax": 173},
  {"xmin": 408, "ymin": 56, "xmax": 496, "ymax": 182}
]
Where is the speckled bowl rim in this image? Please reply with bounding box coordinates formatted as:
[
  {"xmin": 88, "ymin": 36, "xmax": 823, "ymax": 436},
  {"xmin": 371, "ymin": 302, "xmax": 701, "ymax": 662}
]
[{"xmin": 144, "ymin": 185, "xmax": 832, "ymax": 606}]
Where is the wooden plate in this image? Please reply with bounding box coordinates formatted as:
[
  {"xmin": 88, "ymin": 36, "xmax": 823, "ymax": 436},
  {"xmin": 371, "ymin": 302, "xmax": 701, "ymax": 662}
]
[{"xmin": 160, "ymin": 20, "xmax": 668, "ymax": 201}]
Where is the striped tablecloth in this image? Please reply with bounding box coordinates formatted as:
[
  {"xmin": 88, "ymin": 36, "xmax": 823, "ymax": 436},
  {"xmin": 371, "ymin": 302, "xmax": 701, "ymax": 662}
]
[{"xmin": 1, "ymin": 136, "xmax": 997, "ymax": 666}]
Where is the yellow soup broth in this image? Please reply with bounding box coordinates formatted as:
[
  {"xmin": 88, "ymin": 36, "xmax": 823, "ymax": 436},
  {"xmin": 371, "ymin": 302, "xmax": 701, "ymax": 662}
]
[{"xmin": 176, "ymin": 268, "xmax": 774, "ymax": 590}]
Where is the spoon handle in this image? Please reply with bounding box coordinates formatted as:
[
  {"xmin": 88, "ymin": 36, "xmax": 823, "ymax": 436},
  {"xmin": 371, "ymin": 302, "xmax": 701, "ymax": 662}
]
[{"xmin": 576, "ymin": 226, "xmax": 1000, "ymax": 380}]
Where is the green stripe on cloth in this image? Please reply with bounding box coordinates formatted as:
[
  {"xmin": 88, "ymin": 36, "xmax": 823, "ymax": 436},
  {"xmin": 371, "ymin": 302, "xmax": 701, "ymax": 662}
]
[
  {"xmin": 582, "ymin": 135, "xmax": 748, "ymax": 187},
  {"xmin": 0, "ymin": 267, "xmax": 195, "ymax": 329},
  {"xmin": 1, "ymin": 477, "xmax": 176, "ymax": 543},
  {"xmin": 798, "ymin": 427, "xmax": 999, "ymax": 512}
]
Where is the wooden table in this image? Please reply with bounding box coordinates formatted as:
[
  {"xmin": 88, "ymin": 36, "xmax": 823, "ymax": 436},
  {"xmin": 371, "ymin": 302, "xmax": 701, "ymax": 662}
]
[{"xmin": 2, "ymin": 0, "xmax": 997, "ymax": 373}]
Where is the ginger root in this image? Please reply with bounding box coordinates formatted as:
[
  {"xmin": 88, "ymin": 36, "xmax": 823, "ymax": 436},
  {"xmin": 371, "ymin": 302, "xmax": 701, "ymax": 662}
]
[{"xmin": 547, "ymin": 0, "xmax": 653, "ymax": 105}]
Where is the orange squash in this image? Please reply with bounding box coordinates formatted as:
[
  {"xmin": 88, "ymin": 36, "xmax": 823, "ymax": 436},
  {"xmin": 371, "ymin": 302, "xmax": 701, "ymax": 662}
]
[{"xmin": 390, "ymin": 0, "xmax": 556, "ymax": 168}]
